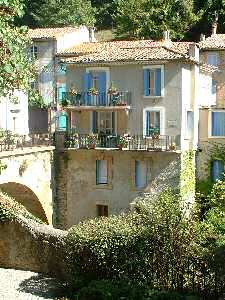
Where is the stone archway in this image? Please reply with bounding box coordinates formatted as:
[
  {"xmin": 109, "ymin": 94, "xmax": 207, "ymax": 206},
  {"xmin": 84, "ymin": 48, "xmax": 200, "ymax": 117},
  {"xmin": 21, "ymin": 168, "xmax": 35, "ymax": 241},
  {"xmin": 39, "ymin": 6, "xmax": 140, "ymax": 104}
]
[{"xmin": 0, "ymin": 182, "xmax": 48, "ymax": 223}]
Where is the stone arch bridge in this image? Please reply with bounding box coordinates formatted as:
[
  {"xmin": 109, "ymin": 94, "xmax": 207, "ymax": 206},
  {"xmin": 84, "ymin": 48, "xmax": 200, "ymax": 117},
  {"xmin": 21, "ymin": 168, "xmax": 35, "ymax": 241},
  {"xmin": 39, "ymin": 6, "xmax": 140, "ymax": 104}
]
[{"xmin": 0, "ymin": 146, "xmax": 55, "ymax": 224}]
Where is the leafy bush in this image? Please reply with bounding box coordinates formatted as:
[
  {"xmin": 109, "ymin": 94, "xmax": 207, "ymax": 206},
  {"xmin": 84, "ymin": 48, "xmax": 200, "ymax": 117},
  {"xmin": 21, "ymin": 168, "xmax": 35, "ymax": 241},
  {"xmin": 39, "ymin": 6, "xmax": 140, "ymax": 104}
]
[{"xmin": 66, "ymin": 188, "xmax": 225, "ymax": 299}]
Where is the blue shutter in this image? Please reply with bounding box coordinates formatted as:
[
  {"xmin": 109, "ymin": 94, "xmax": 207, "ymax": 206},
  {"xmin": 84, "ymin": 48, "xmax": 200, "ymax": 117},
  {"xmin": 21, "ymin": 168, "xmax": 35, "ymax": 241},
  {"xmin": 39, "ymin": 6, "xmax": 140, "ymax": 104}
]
[
  {"xmin": 146, "ymin": 111, "xmax": 150, "ymax": 136},
  {"xmin": 96, "ymin": 160, "xmax": 100, "ymax": 184},
  {"xmin": 83, "ymin": 72, "xmax": 92, "ymax": 105},
  {"xmin": 212, "ymin": 160, "xmax": 224, "ymax": 182},
  {"xmin": 144, "ymin": 69, "xmax": 150, "ymax": 96},
  {"xmin": 212, "ymin": 112, "xmax": 225, "ymax": 136},
  {"xmin": 155, "ymin": 68, "xmax": 161, "ymax": 96},
  {"xmin": 59, "ymin": 85, "xmax": 66, "ymax": 101},
  {"xmin": 99, "ymin": 72, "xmax": 107, "ymax": 105},
  {"xmin": 58, "ymin": 111, "xmax": 68, "ymax": 131},
  {"xmin": 92, "ymin": 111, "xmax": 98, "ymax": 133}
]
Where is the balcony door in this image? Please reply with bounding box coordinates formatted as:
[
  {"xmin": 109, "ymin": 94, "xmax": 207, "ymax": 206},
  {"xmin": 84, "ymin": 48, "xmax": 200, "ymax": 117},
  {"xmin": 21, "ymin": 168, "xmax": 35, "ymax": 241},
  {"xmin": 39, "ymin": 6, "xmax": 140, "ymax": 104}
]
[
  {"xmin": 84, "ymin": 71, "xmax": 107, "ymax": 105},
  {"xmin": 92, "ymin": 111, "xmax": 116, "ymax": 135}
]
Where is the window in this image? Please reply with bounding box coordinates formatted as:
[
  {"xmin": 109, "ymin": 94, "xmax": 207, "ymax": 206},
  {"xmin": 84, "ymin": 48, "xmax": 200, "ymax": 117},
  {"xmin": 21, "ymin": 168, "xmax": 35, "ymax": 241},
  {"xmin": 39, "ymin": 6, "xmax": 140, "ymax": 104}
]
[
  {"xmin": 135, "ymin": 160, "xmax": 148, "ymax": 189},
  {"xmin": 58, "ymin": 85, "xmax": 67, "ymax": 102},
  {"xmin": 212, "ymin": 160, "xmax": 224, "ymax": 182},
  {"xmin": 145, "ymin": 110, "xmax": 160, "ymax": 136},
  {"xmin": 96, "ymin": 205, "xmax": 108, "ymax": 217},
  {"xmin": 186, "ymin": 111, "xmax": 194, "ymax": 139},
  {"xmin": 207, "ymin": 53, "xmax": 218, "ymax": 66},
  {"xmin": 143, "ymin": 66, "xmax": 163, "ymax": 97},
  {"xmin": 211, "ymin": 111, "xmax": 225, "ymax": 136},
  {"xmin": 96, "ymin": 160, "xmax": 108, "ymax": 184},
  {"xmin": 92, "ymin": 111, "xmax": 115, "ymax": 135},
  {"xmin": 84, "ymin": 70, "xmax": 107, "ymax": 105},
  {"xmin": 30, "ymin": 45, "xmax": 38, "ymax": 59},
  {"xmin": 212, "ymin": 79, "xmax": 217, "ymax": 95}
]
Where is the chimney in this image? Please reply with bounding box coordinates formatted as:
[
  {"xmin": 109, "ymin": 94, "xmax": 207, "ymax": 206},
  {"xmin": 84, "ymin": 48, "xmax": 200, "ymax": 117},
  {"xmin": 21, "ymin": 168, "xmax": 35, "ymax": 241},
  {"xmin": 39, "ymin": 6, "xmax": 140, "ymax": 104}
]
[
  {"xmin": 212, "ymin": 11, "xmax": 218, "ymax": 36},
  {"xmin": 89, "ymin": 27, "xmax": 96, "ymax": 42},
  {"xmin": 200, "ymin": 34, "xmax": 205, "ymax": 41},
  {"xmin": 163, "ymin": 30, "xmax": 172, "ymax": 47},
  {"xmin": 189, "ymin": 43, "xmax": 199, "ymax": 62}
]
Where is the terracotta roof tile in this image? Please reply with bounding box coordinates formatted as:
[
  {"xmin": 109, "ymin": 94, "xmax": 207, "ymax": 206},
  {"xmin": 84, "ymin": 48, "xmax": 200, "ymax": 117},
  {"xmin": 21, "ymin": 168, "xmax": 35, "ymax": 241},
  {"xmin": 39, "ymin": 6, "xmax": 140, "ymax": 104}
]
[
  {"xmin": 28, "ymin": 27, "xmax": 81, "ymax": 39},
  {"xmin": 199, "ymin": 34, "xmax": 225, "ymax": 50},
  {"xmin": 59, "ymin": 40, "xmax": 194, "ymax": 64}
]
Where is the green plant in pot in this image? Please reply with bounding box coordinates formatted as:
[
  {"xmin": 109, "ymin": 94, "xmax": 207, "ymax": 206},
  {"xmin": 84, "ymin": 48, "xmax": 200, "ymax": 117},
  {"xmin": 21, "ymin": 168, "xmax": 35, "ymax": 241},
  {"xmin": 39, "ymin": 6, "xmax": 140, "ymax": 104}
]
[
  {"xmin": 117, "ymin": 134, "xmax": 129, "ymax": 150},
  {"xmin": 87, "ymin": 133, "xmax": 98, "ymax": 149}
]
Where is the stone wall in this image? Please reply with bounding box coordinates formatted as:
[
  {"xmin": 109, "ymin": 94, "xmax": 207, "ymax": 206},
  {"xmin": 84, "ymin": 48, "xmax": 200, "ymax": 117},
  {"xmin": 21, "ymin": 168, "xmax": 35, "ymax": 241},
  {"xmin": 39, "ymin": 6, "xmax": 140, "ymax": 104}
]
[
  {"xmin": 55, "ymin": 148, "xmax": 182, "ymax": 229},
  {"xmin": 0, "ymin": 215, "xmax": 68, "ymax": 279}
]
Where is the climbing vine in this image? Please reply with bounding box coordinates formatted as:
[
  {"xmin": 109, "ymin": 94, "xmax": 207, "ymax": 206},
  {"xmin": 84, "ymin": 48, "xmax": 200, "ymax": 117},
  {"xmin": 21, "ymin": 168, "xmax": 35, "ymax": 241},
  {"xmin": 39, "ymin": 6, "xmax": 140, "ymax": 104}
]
[
  {"xmin": 180, "ymin": 150, "xmax": 196, "ymax": 202},
  {"xmin": 0, "ymin": 160, "xmax": 7, "ymax": 174}
]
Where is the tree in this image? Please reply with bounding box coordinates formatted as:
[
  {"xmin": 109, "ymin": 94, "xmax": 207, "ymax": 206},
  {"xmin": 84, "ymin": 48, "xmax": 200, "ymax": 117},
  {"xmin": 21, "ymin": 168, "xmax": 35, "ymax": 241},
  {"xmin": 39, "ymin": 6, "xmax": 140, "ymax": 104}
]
[
  {"xmin": 91, "ymin": 0, "xmax": 117, "ymax": 29},
  {"xmin": 19, "ymin": 0, "xmax": 96, "ymax": 28},
  {"xmin": 114, "ymin": 0, "xmax": 198, "ymax": 40},
  {"xmin": 0, "ymin": 0, "xmax": 33, "ymax": 97}
]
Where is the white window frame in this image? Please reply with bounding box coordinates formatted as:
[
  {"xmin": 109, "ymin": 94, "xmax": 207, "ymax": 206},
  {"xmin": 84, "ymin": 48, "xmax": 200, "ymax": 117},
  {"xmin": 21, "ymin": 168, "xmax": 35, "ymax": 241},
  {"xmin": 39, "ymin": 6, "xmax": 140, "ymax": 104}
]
[
  {"xmin": 143, "ymin": 107, "xmax": 165, "ymax": 136},
  {"xmin": 86, "ymin": 67, "xmax": 110, "ymax": 91},
  {"xmin": 208, "ymin": 109, "xmax": 225, "ymax": 138},
  {"xmin": 185, "ymin": 110, "xmax": 194, "ymax": 140},
  {"xmin": 135, "ymin": 160, "xmax": 148, "ymax": 189},
  {"xmin": 96, "ymin": 159, "xmax": 108, "ymax": 185},
  {"xmin": 30, "ymin": 45, "xmax": 38, "ymax": 59},
  {"xmin": 143, "ymin": 65, "xmax": 165, "ymax": 98},
  {"xmin": 207, "ymin": 53, "xmax": 219, "ymax": 66}
]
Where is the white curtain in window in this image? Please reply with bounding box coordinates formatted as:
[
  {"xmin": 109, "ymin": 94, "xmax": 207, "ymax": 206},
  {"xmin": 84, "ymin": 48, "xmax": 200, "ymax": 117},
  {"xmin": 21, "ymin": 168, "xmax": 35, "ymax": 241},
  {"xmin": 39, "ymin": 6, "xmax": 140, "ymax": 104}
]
[{"xmin": 135, "ymin": 160, "xmax": 147, "ymax": 188}]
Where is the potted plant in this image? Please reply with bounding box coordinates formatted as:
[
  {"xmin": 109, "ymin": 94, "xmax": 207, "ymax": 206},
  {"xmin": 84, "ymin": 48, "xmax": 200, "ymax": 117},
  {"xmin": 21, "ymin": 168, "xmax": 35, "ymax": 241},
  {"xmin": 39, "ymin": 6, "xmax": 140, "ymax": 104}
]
[
  {"xmin": 108, "ymin": 83, "xmax": 118, "ymax": 95},
  {"xmin": 69, "ymin": 87, "xmax": 78, "ymax": 95},
  {"xmin": 169, "ymin": 142, "xmax": 176, "ymax": 151},
  {"xmin": 87, "ymin": 133, "xmax": 98, "ymax": 149},
  {"xmin": 88, "ymin": 87, "xmax": 99, "ymax": 96},
  {"xmin": 117, "ymin": 134, "xmax": 130, "ymax": 150}
]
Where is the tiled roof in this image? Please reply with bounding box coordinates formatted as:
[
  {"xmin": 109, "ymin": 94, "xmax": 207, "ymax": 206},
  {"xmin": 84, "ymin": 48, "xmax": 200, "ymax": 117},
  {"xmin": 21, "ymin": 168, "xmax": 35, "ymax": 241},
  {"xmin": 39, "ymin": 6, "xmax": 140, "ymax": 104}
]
[
  {"xmin": 58, "ymin": 40, "xmax": 195, "ymax": 64},
  {"xmin": 199, "ymin": 34, "xmax": 225, "ymax": 50},
  {"xmin": 28, "ymin": 27, "xmax": 80, "ymax": 39}
]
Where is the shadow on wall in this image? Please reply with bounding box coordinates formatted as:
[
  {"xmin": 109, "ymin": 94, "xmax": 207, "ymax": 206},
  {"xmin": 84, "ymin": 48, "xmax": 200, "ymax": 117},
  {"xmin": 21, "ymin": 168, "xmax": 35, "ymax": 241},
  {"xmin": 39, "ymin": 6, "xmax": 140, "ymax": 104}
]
[{"xmin": 0, "ymin": 182, "xmax": 48, "ymax": 223}]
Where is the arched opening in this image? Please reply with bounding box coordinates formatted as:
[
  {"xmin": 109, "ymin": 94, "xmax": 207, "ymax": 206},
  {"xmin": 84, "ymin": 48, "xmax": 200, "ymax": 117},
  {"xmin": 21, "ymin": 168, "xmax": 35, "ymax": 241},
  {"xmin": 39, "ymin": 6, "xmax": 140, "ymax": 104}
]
[{"xmin": 0, "ymin": 182, "xmax": 48, "ymax": 224}]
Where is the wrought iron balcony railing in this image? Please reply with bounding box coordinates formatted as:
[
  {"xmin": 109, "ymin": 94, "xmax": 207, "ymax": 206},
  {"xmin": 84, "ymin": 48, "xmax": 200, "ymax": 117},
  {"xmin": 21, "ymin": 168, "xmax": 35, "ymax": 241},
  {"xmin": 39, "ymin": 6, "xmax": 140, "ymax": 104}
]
[
  {"xmin": 64, "ymin": 134, "xmax": 177, "ymax": 151},
  {"xmin": 60, "ymin": 91, "xmax": 131, "ymax": 107},
  {"xmin": 0, "ymin": 132, "xmax": 52, "ymax": 152}
]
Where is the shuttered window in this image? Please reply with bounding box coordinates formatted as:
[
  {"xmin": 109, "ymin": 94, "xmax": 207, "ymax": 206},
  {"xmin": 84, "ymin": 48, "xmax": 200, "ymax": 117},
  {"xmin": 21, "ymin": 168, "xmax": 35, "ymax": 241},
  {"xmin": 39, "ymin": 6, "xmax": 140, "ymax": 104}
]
[
  {"xmin": 144, "ymin": 67, "xmax": 162, "ymax": 96},
  {"xmin": 135, "ymin": 160, "xmax": 148, "ymax": 189},
  {"xmin": 96, "ymin": 160, "xmax": 108, "ymax": 184},
  {"xmin": 212, "ymin": 160, "xmax": 224, "ymax": 182},
  {"xmin": 145, "ymin": 110, "xmax": 160, "ymax": 136},
  {"xmin": 212, "ymin": 112, "xmax": 225, "ymax": 136}
]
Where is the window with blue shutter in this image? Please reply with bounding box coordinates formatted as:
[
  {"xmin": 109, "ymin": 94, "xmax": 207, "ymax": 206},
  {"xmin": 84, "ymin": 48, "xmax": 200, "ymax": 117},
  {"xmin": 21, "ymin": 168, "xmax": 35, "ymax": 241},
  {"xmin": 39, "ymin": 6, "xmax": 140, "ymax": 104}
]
[
  {"xmin": 98, "ymin": 72, "xmax": 107, "ymax": 105},
  {"xmin": 212, "ymin": 111, "xmax": 225, "ymax": 136},
  {"xmin": 143, "ymin": 67, "xmax": 162, "ymax": 96},
  {"xmin": 83, "ymin": 72, "xmax": 92, "ymax": 105},
  {"xmin": 145, "ymin": 110, "xmax": 160, "ymax": 136},
  {"xmin": 58, "ymin": 111, "xmax": 68, "ymax": 131},
  {"xmin": 58, "ymin": 85, "xmax": 66, "ymax": 102},
  {"xmin": 212, "ymin": 160, "xmax": 224, "ymax": 182}
]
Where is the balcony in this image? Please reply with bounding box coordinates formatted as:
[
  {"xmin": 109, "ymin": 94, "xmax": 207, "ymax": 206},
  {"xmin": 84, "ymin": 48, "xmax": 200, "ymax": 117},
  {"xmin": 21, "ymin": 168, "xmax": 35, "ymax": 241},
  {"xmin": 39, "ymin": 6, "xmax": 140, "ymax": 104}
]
[
  {"xmin": 64, "ymin": 134, "xmax": 178, "ymax": 151},
  {"xmin": 60, "ymin": 91, "xmax": 131, "ymax": 109}
]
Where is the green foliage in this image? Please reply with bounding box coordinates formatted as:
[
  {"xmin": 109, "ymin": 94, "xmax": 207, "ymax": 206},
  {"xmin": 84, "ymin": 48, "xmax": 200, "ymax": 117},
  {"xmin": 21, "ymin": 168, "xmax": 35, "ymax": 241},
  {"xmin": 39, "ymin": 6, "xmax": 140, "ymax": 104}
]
[
  {"xmin": 66, "ymin": 188, "xmax": 225, "ymax": 298},
  {"xmin": 28, "ymin": 89, "xmax": 47, "ymax": 108},
  {"xmin": 66, "ymin": 190, "xmax": 196, "ymax": 290},
  {"xmin": 114, "ymin": 0, "xmax": 198, "ymax": 40},
  {"xmin": 0, "ymin": 160, "xmax": 7, "ymax": 174},
  {"xmin": 0, "ymin": 0, "xmax": 34, "ymax": 97},
  {"xmin": 20, "ymin": 0, "xmax": 96, "ymax": 27}
]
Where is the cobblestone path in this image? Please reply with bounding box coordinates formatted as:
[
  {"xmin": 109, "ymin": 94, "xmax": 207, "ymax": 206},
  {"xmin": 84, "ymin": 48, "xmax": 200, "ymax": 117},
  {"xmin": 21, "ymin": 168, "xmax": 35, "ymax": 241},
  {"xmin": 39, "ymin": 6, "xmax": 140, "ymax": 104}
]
[{"xmin": 0, "ymin": 268, "xmax": 67, "ymax": 300}]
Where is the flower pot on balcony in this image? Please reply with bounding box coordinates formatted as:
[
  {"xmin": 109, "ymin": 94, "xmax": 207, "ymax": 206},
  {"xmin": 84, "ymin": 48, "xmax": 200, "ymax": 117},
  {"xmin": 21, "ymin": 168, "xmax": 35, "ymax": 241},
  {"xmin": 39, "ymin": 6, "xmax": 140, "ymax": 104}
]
[
  {"xmin": 117, "ymin": 144, "xmax": 123, "ymax": 150},
  {"xmin": 88, "ymin": 144, "xmax": 96, "ymax": 149},
  {"xmin": 169, "ymin": 143, "xmax": 176, "ymax": 151}
]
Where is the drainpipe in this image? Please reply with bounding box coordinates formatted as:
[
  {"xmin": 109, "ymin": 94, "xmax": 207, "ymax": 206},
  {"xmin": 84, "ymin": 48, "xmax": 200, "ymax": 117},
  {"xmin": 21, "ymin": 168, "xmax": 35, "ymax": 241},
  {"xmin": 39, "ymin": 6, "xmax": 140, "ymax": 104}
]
[{"xmin": 89, "ymin": 27, "xmax": 96, "ymax": 42}]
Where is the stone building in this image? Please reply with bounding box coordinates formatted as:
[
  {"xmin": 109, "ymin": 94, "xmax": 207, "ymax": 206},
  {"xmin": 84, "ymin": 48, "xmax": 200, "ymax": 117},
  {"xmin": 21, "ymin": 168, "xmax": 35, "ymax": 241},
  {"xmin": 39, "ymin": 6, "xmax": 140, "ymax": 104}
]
[
  {"xmin": 198, "ymin": 31, "xmax": 225, "ymax": 183},
  {"xmin": 53, "ymin": 34, "xmax": 215, "ymax": 228}
]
